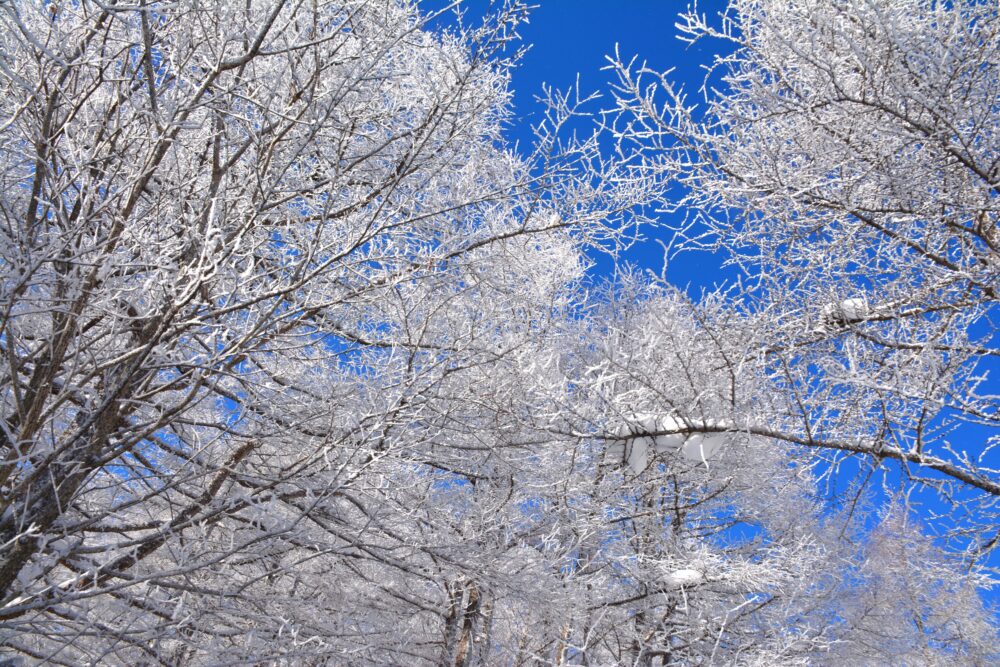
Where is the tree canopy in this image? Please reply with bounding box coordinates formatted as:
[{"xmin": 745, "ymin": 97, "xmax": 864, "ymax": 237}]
[{"xmin": 0, "ymin": 1, "xmax": 996, "ymax": 665}]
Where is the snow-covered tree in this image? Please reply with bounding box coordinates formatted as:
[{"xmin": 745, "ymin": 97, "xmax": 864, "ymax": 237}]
[
  {"xmin": 0, "ymin": 0, "xmax": 995, "ymax": 664},
  {"xmin": 534, "ymin": 280, "xmax": 997, "ymax": 666},
  {"xmin": 0, "ymin": 0, "xmax": 660, "ymax": 662},
  {"xmin": 606, "ymin": 0, "xmax": 1000, "ymax": 553}
]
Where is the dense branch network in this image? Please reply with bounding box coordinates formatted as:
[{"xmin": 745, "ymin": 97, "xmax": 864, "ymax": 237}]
[{"xmin": 0, "ymin": 0, "xmax": 996, "ymax": 665}]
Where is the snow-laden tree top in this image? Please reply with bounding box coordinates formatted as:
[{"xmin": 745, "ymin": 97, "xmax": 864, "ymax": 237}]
[{"xmin": 0, "ymin": 0, "xmax": 996, "ymax": 664}]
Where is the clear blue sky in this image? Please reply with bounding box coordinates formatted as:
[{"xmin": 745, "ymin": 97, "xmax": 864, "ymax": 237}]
[
  {"xmin": 510, "ymin": 0, "xmax": 727, "ymax": 116},
  {"xmin": 507, "ymin": 0, "xmax": 732, "ymax": 292}
]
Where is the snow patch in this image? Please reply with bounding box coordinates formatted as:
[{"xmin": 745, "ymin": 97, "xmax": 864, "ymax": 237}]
[
  {"xmin": 665, "ymin": 569, "xmax": 704, "ymax": 588},
  {"xmin": 822, "ymin": 297, "xmax": 868, "ymax": 324}
]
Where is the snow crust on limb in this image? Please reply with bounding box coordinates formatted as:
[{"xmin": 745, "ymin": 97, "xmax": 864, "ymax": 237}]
[
  {"xmin": 664, "ymin": 568, "xmax": 704, "ymax": 588},
  {"xmin": 821, "ymin": 297, "xmax": 869, "ymax": 325},
  {"xmin": 608, "ymin": 413, "xmax": 733, "ymax": 472}
]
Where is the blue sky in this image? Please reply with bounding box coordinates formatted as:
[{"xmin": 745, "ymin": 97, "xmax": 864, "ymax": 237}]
[
  {"xmin": 507, "ymin": 0, "xmax": 731, "ymax": 291},
  {"xmin": 509, "ymin": 0, "xmax": 727, "ymax": 118}
]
